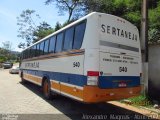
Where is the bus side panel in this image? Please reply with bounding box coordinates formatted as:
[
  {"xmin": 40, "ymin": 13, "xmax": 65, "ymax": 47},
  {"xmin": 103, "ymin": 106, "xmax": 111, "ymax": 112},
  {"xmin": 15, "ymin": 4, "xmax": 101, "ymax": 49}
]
[{"xmin": 20, "ymin": 52, "xmax": 86, "ymax": 101}]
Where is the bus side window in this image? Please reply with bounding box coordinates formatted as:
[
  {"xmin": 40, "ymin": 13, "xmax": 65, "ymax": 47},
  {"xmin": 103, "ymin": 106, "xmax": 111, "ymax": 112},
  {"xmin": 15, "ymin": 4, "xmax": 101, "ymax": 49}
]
[
  {"xmin": 33, "ymin": 46, "xmax": 35, "ymax": 57},
  {"xmin": 24, "ymin": 50, "xmax": 27, "ymax": 59},
  {"xmin": 33, "ymin": 45, "xmax": 37, "ymax": 57},
  {"xmin": 44, "ymin": 39, "xmax": 49, "ymax": 55},
  {"xmin": 55, "ymin": 32, "xmax": 64, "ymax": 53},
  {"xmin": 36, "ymin": 44, "xmax": 40, "ymax": 57},
  {"xmin": 27, "ymin": 49, "xmax": 30, "ymax": 59},
  {"xmin": 49, "ymin": 36, "xmax": 56, "ymax": 53},
  {"xmin": 23, "ymin": 51, "xmax": 25, "ymax": 59},
  {"xmin": 21, "ymin": 52, "xmax": 23, "ymax": 60},
  {"xmin": 73, "ymin": 22, "xmax": 86, "ymax": 49},
  {"xmin": 40, "ymin": 42, "xmax": 44, "ymax": 55},
  {"xmin": 63, "ymin": 27, "xmax": 74, "ymax": 51},
  {"xmin": 31, "ymin": 46, "xmax": 34, "ymax": 58}
]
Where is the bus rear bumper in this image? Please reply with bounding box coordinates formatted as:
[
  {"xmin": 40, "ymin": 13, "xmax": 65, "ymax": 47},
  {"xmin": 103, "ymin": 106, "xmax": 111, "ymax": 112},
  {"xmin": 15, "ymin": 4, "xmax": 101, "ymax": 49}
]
[{"xmin": 83, "ymin": 86, "xmax": 141, "ymax": 103}]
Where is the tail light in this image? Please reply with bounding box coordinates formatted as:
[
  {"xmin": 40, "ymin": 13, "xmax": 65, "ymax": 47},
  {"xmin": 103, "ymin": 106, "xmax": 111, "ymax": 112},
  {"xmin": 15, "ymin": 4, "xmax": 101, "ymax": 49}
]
[{"xmin": 87, "ymin": 71, "xmax": 99, "ymax": 86}]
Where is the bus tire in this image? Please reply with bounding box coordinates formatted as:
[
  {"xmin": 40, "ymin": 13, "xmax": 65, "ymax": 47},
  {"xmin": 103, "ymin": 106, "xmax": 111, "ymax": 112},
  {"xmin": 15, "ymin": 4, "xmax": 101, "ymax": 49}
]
[{"xmin": 42, "ymin": 79, "xmax": 52, "ymax": 100}]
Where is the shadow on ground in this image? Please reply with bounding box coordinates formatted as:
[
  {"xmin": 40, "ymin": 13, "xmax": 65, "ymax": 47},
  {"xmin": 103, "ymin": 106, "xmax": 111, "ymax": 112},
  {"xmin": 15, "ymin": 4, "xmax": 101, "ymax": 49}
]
[{"xmin": 20, "ymin": 81, "xmax": 157, "ymax": 120}]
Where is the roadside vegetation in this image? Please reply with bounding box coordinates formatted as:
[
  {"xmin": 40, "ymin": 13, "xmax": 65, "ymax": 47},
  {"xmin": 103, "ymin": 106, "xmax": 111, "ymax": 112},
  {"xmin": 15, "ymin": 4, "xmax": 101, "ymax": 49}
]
[
  {"xmin": 0, "ymin": 41, "xmax": 20, "ymax": 67},
  {"xmin": 121, "ymin": 94, "xmax": 153, "ymax": 107}
]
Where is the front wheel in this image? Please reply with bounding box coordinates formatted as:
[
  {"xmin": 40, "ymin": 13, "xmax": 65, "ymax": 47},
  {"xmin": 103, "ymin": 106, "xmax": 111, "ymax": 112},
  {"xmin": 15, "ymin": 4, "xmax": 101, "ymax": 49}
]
[{"xmin": 43, "ymin": 80, "xmax": 52, "ymax": 100}]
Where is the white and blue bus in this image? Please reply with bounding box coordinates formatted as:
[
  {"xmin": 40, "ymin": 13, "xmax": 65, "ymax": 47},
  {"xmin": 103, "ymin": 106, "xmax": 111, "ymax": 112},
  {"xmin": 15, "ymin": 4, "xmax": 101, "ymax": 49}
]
[{"xmin": 20, "ymin": 12, "xmax": 142, "ymax": 103}]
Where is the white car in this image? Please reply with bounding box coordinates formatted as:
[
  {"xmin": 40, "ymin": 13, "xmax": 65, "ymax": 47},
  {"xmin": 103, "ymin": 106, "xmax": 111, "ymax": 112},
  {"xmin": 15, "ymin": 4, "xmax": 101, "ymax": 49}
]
[{"xmin": 9, "ymin": 66, "xmax": 19, "ymax": 74}]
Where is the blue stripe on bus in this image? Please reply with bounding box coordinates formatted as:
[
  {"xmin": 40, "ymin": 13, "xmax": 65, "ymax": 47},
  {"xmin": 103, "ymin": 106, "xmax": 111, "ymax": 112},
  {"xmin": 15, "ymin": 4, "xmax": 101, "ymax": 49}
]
[
  {"xmin": 98, "ymin": 76, "xmax": 140, "ymax": 89},
  {"xmin": 23, "ymin": 69, "xmax": 87, "ymax": 87},
  {"xmin": 23, "ymin": 69, "xmax": 140, "ymax": 88}
]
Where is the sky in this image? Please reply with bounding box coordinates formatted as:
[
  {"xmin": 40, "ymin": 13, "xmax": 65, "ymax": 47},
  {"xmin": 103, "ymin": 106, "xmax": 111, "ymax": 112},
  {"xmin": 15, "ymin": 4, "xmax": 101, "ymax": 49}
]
[{"xmin": 0, "ymin": 0, "xmax": 68, "ymax": 52}]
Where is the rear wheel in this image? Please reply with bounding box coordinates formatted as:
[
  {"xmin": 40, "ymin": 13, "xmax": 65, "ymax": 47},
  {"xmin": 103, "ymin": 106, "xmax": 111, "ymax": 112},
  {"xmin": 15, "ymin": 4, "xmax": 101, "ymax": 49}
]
[{"xmin": 43, "ymin": 80, "xmax": 52, "ymax": 100}]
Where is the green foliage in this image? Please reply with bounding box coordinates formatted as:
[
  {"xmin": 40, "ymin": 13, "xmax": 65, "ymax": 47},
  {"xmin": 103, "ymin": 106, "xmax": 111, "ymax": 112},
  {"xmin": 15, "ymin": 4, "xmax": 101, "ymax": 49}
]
[
  {"xmin": 0, "ymin": 42, "xmax": 19, "ymax": 63},
  {"xmin": 0, "ymin": 41, "xmax": 12, "ymax": 61},
  {"xmin": 62, "ymin": 18, "xmax": 75, "ymax": 27},
  {"xmin": 123, "ymin": 11, "xmax": 141, "ymax": 29},
  {"xmin": 83, "ymin": 0, "xmax": 115, "ymax": 14},
  {"xmin": 33, "ymin": 29, "xmax": 54, "ymax": 43},
  {"xmin": 54, "ymin": 22, "xmax": 62, "ymax": 31},
  {"xmin": 33, "ymin": 22, "xmax": 54, "ymax": 43},
  {"xmin": 121, "ymin": 95, "xmax": 152, "ymax": 107},
  {"xmin": 148, "ymin": 28, "xmax": 160, "ymax": 44},
  {"xmin": 0, "ymin": 56, "xmax": 7, "ymax": 63},
  {"xmin": 113, "ymin": 0, "xmax": 126, "ymax": 15},
  {"xmin": 54, "ymin": 18, "xmax": 75, "ymax": 31},
  {"xmin": 123, "ymin": 0, "xmax": 141, "ymax": 11},
  {"xmin": 149, "ymin": 2, "xmax": 160, "ymax": 29},
  {"xmin": 84, "ymin": 0, "xmax": 141, "ymax": 26},
  {"xmin": 148, "ymin": 1, "xmax": 160, "ymax": 43}
]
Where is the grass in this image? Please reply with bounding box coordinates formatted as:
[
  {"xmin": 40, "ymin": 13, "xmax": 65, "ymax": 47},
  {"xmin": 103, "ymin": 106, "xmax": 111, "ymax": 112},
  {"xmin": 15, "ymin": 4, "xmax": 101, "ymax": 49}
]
[{"xmin": 120, "ymin": 94, "xmax": 153, "ymax": 107}]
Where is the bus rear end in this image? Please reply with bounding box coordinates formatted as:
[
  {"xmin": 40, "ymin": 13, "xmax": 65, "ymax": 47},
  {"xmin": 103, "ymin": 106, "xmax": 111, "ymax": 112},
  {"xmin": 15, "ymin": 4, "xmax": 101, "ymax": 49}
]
[{"xmin": 83, "ymin": 13, "xmax": 141, "ymax": 103}]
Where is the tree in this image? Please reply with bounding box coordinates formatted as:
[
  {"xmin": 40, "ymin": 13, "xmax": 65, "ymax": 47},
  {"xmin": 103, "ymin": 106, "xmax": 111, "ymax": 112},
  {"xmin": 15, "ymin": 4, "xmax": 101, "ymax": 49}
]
[
  {"xmin": 45, "ymin": 0, "xmax": 85, "ymax": 22},
  {"xmin": 18, "ymin": 43, "xmax": 25, "ymax": 49},
  {"xmin": 54, "ymin": 18, "xmax": 76, "ymax": 31},
  {"xmin": 0, "ymin": 48, "xmax": 7, "ymax": 63},
  {"xmin": 54, "ymin": 21, "xmax": 62, "ymax": 31},
  {"xmin": 33, "ymin": 21, "xmax": 54, "ymax": 43},
  {"xmin": 0, "ymin": 55, "xmax": 7, "ymax": 63},
  {"xmin": 0, "ymin": 41, "xmax": 13, "ymax": 62},
  {"xmin": 83, "ymin": 0, "xmax": 115, "ymax": 14},
  {"xmin": 148, "ymin": 28, "xmax": 160, "ymax": 44},
  {"xmin": 83, "ymin": 0, "xmax": 141, "ymax": 27},
  {"xmin": 17, "ymin": 9, "xmax": 54, "ymax": 49},
  {"xmin": 17, "ymin": 9, "xmax": 40, "ymax": 48},
  {"xmin": 148, "ymin": 1, "xmax": 160, "ymax": 43},
  {"xmin": 62, "ymin": 18, "xmax": 76, "ymax": 27},
  {"xmin": 2, "ymin": 41, "xmax": 12, "ymax": 51}
]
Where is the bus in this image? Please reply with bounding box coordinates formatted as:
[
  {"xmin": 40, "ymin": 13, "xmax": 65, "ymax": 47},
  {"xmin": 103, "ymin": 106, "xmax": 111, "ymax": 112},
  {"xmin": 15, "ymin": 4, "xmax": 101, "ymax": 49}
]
[{"xmin": 19, "ymin": 12, "xmax": 142, "ymax": 103}]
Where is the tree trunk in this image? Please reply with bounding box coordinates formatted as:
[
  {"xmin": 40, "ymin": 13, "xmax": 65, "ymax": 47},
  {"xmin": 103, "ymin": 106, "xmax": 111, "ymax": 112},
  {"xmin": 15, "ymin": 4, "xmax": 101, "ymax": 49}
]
[{"xmin": 68, "ymin": 9, "xmax": 73, "ymax": 22}]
